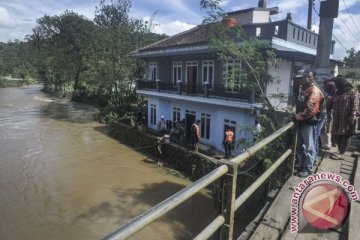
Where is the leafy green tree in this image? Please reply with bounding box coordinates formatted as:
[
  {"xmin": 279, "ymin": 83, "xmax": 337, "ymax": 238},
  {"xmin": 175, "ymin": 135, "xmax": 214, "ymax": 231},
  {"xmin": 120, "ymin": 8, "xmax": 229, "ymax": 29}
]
[
  {"xmin": 343, "ymin": 48, "xmax": 360, "ymax": 68},
  {"xmin": 28, "ymin": 11, "xmax": 95, "ymax": 93},
  {"xmin": 92, "ymin": 0, "xmax": 164, "ymax": 113}
]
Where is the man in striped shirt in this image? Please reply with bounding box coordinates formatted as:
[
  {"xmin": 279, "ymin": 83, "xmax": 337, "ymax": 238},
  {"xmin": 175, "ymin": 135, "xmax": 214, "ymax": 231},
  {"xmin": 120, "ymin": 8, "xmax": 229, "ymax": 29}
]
[{"xmin": 290, "ymin": 69, "xmax": 324, "ymax": 178}]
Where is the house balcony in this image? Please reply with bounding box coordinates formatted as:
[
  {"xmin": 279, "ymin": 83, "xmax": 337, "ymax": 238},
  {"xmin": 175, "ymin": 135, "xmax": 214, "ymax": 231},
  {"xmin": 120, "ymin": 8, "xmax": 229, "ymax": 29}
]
[{"xmin": 136, "ymin": 80, "xmax": 260, "ymax": 109}]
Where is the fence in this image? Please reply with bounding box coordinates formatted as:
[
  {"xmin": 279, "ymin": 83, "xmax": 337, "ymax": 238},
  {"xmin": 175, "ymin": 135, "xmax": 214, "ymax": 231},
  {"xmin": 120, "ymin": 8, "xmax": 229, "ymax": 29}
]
[{"xmin": 104, "ymin": 121, "xmax": 295, "ymax": 240}]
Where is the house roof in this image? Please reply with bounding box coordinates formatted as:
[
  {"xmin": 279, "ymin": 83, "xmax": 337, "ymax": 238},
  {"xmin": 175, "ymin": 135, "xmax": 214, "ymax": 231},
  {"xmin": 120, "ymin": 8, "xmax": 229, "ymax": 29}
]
[
  {"xmin": 227, "ymin": 7, "xmax": 279, "ymax": 16},
  {"xmin": 132, "ymin": 24, "xmax": 212, "ymax": 54}
]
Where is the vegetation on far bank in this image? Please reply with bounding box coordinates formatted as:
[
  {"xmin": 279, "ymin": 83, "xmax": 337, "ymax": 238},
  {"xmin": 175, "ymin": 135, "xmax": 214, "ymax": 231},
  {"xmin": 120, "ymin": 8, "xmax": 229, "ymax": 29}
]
[{"xmin": 0, "ymin": 0, "xmax": 165, "ymax": 121}]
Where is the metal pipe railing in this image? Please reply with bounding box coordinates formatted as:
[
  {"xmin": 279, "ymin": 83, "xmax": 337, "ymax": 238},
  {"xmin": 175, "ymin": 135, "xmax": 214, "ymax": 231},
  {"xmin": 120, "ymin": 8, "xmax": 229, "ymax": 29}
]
[
  {"xmin": 103, "ymin": 122, "xmax": 295, "ymax": 240},
  {"xmin": 194, "ymin": 215, "xmax": 225, "ymax": 240},
  {"xmin": 231, "ymin": 122, "xmax": 294, "ymax": 165},
  {"xmin": 235, "ymin": 149, "xmax": 292, "ymax": 210},
  {"xmin": 192, "ymin": 149, "xmax": 293, "ymax": 240},
  {"xmin": 103, "ymin": 165, "xmax": 229, "ymax": 240}
]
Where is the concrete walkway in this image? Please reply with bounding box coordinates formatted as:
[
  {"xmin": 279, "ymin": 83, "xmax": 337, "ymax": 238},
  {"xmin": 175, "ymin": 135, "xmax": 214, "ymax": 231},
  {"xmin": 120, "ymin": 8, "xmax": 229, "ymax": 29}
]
[{"xmin": 248, "ymin": 136, "xmax": 360, "ymax": 240}]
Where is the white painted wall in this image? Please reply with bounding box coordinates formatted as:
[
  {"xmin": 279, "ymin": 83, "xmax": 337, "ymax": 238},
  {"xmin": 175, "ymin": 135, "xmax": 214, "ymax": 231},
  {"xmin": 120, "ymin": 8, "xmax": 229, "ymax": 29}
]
[
  {"xmin": 252, "ymin": 10, "xmax": 270, "ymax": 23},
  {"xmin": 234, "ymin": 10, "xmax": 270, "ymax": 25},
  {"xmin": 147, "ymin": 97, "xmax": 257, "ymax": 156},
  {"xmin": 267, "ymin": 60, "xmax": 292, "ymax": 110}
]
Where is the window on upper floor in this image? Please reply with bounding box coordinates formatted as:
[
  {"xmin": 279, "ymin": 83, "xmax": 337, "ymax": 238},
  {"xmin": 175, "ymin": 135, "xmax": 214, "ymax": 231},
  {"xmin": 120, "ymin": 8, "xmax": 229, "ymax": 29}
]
[
  {"xmin": 149, "ymin": 62, "xmax": 157, "ymax": 82},
  {"xmin": 202, "ymin": 60, "xmax": 214, "ymax": 88},
  {"xmin": 293, "ymin": 28, "xmax": 296, "ymax": 39},
  {"xmin": 274, "ymin": 25, "xmax": 279, "ymax": 36},
  {"xmin": 172, "ymin": 62, "xmax": 182, "ymax": 86},
  {"xmin": 224, "ymin": 59, "xmax": 241, "ymax": 92},
  {"xmin": 256, "ymin": 27, "xmax": 261, "ymax": 37}
]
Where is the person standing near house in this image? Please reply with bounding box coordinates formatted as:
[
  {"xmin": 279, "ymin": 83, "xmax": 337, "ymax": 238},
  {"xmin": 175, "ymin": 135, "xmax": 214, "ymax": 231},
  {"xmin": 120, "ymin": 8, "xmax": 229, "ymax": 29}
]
[
  {"xmin": 290, "ymin": 69, "xmax": 324, "ymax": 178},
  {"xmin": 223, "ymin": 127, "xmax": 234, "ymax": 159},
  {"xmin": 330, "ymin": 76, "xmax": 359, "ymax": 160},
  {"xmin": 320, "ymin": 78, "xmax": 337, "ymax": 150},
  {"xmin": 157, "ymin": 115, "xmax": 167, "ymax": 135},
  {"xmin": 253, "ymin": 118, "xmax": 263, "ymax": 142},
  {"xmin": 177, "ymin": 121, "xmax": 186, "ymax": 146},
  {"xmin": 191, "ymin": 119, "xmax": 201, "ymax": 152}
]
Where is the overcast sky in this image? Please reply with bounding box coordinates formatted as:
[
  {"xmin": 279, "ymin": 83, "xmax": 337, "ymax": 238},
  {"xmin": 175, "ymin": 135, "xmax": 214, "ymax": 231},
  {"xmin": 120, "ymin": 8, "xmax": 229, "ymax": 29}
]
[{"xmin": 1, "ymin": 0, "xmax": 360, "ymax": 60}]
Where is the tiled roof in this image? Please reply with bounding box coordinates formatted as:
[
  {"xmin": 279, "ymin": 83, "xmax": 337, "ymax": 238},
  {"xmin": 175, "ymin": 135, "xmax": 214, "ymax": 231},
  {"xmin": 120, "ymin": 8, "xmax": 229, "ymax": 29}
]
[{"xmin": 134, "ymin": 24, "xmax": 212, "ymax": 53}]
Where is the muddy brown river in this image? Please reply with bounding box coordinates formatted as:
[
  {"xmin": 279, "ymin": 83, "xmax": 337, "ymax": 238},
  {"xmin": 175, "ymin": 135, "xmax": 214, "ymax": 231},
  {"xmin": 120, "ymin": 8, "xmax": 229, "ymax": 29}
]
[{"xmin": 0, "ymin": 86, "xmax": 215, "ymax": 240}]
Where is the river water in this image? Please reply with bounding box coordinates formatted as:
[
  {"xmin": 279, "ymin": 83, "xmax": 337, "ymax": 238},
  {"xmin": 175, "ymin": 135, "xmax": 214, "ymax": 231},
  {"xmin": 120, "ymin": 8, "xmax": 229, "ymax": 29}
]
[{"xmin": 0, "ymin": 86, "xmax": 215, "ymax": 240}]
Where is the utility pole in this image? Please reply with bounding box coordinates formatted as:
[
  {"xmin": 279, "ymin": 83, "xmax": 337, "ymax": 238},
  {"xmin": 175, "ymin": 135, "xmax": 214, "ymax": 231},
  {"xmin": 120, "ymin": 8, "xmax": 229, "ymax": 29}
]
[
  {"xmin": 315, "ymin": 0, "xmax": 339, "ymax": 86},
  {"xmin": 307, "ymin": 0, "xmax": 314, "ymax": 30}
]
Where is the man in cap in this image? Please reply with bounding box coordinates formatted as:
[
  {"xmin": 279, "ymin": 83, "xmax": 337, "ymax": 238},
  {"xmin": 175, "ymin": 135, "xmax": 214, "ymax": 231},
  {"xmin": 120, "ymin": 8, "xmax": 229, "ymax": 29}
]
[
  {"xmin": 157, "ymin": 115, "xmax": 167, "ymax": 135},
  {"xmin": 290, "ymin": 69, "xmax": 324, "ymax": 178}
]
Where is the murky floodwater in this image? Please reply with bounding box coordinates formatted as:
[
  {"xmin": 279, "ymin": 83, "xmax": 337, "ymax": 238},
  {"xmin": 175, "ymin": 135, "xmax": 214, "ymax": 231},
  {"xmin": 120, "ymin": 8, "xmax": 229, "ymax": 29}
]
[{"xmin": 0, "ymin": 86, "xmax": 215, "ymax": 240}]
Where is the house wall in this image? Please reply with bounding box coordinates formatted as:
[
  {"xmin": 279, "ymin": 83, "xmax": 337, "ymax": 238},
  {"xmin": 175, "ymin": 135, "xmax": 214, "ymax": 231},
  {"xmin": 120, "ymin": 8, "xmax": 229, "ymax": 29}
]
[
  {"xmin": 267, "ymin": 60, "xmax": 292, "ymax": 109},
  {"xmin": 233, "ymin": 10, "xmax": 270, "ymax": 25},
  {"xmin": 146, "ymin": 96, "xmax": 256, "ymax": 156},
  {"xmin": 252, "ymin": 10, "xmax": 270, "ymax": 23},
  {"xmin": 233, "ymin": 12, "xmax": 254, "ymax": 25}
]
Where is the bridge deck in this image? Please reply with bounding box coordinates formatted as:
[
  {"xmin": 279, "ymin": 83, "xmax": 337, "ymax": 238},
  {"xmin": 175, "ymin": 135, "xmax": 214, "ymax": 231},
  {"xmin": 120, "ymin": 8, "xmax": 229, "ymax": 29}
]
[{"xmin": 247, "ymin": 136, "xmax": 360, "ymax": 240}]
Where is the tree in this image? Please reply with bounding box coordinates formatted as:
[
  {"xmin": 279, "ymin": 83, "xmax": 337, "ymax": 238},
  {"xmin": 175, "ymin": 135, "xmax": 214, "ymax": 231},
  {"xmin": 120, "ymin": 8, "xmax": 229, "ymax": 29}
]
[
  {"xmin": 200, "ymin": 0, "xmax": 278, "ymax": 129},
  {"xmin": 343, "ymin": 48, "xmax": 360, "ymax": 68},
  {"xmin": 92, "ymin": 0, "xmax": 164, "ymax": 112},
  {"xmin": 28, "ymin": 12, "xmax": 95, "ymax": 93}
]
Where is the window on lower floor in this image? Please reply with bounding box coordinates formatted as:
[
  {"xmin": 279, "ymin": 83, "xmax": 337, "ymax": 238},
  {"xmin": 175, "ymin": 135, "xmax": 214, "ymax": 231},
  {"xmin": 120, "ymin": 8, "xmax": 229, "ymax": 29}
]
[
  {"xmin": 150, "ymin": 104, "xmax": 156, "ymax": 125},
  {"xmin": 201, "ymin": 113, "xmax": 211, "ymax": 139},
  {"xmin": 173, "ymin": 107, "xmax": 180, "ymax": 122}
]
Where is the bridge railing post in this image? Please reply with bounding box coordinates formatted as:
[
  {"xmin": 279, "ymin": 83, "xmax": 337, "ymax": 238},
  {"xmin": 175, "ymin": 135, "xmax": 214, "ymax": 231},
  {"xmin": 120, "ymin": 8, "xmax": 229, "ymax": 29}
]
[
  {"xmin": 290, "ymin": 122, "xmax": 298, "ymax": 176},
  {"xmin": 218, "ymin": 160, "xmax": 238, "ymax": 240}
]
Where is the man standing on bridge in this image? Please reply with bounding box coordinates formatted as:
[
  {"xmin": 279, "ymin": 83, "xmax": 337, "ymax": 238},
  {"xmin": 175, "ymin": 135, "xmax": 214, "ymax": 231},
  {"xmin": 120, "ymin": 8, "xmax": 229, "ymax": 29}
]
[{"xmin": 290, "ymin": 69, "xmax": 324, "ymax": 178}]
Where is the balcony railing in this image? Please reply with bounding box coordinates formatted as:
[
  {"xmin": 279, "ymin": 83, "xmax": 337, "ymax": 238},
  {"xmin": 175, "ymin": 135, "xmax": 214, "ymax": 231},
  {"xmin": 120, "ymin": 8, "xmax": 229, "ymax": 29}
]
[{"xmin": 136, "ymin": 80, "xmax": 255, "ymax": 103}]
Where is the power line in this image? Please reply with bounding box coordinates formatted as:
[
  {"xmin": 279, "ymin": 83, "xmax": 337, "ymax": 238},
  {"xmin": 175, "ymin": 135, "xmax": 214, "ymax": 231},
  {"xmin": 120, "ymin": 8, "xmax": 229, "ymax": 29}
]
[
  {"xmin": 333, "ymin": 21, "xmax": 358, "ymax": 45},
  {"xmin": 341, "ymin": 0, "xmax": 360, "ymax": 37},
  {"xmin": 332, "ymin": 34, "xmax": 349, "ymax": 52},
  {"xmin": 309, "ymin": 0, "xmax": 354, "ymax": 47},
  {"xmin": 337, "ymin": 12, "xmax": 360, "ymax": 42},
  {"xmin": 312, "ymin": 3, "xmax": 348, "ymax": 52}
]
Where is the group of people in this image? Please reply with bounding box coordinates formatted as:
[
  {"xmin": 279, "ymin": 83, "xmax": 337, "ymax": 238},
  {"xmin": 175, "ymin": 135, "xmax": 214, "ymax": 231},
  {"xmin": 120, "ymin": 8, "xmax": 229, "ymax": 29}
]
[
  {"xmin": 157, "ymin": 116, "xmax": 191, "ymax": 148},
  {"xmin": 157, "ymin": 115, "xmax": 260, "ymax": 159},
  {"xmin": 290, "ymin": 69, "xmax": 359, "ymax": 178}
]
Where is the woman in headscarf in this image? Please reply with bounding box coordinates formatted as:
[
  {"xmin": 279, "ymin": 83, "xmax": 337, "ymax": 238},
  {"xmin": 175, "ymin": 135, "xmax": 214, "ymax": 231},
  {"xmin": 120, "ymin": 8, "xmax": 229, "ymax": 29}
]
[{"xmin": 330, "ymin": 76, "xmax": 359, "ymax": 160}]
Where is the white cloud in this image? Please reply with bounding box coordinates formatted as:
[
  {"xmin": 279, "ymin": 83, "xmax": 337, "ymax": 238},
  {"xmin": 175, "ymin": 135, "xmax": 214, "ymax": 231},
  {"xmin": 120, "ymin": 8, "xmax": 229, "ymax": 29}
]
[
  {"xmin": 0, "ymin": 6, "xmax": 16, "ymax": 28},
  {"xmin": 151, "ymin": 20, "xmax": 195, "ymax": 36},
  {"xmin": 219, "ymin": 0, "xmax": 231, "ymax": 7}
]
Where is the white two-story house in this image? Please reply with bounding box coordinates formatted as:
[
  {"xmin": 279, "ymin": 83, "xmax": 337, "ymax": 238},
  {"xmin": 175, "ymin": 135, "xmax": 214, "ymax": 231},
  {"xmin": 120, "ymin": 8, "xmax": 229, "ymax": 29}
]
[{"xmin": 131, "ymin": 0, "xmax": 338, "ymax": 155}]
